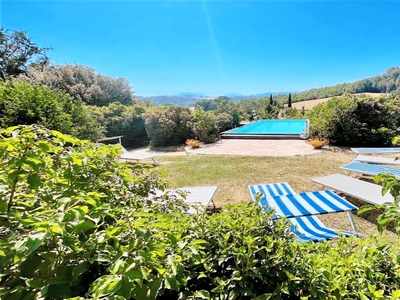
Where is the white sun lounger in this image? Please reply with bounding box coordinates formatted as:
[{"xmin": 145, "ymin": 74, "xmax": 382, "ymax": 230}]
[
  {"xmin": 248, "ymin": 182, "xmax": 357, "ymax": 242},
  {"xmin": 351, "ymin": 148, "xmax": 400, "ymax": 155},
  {"xmin": 312, "ymin": 173, "xmax": 394, "ymax": 206},
  {"xmin": 150, "ymin": 186, "xmax": 217, "ymax": 213},
  {"xmin": 354, "ymin": 155, "xmax": 400, "ymax": 165},
  {"xmin": 340, "ymin": 161, "xmax": 400, "ymax": 177},
  {"xmin": 120, "ymin": 147, "xmax": 159, "ymax": 165}
]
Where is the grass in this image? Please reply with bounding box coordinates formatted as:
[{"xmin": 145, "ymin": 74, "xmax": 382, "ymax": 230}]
[{"xmin": 156, "ymin": 151, "xmax": 399, "ymax": 240}]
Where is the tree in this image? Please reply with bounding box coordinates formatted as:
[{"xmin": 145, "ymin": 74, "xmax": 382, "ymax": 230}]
[
  {"xmin": 0, "ymin": 79, "xmax": 104, "ymax": 141},
  {"xmin": 0, "ymin": 28, "xmax": 50, "ymax": 81},
  {"xmin": 22, "ymin": 64, "xmax": 136, "ymax": 106},
  {"xmin": 288, "ymin": 93, "xmax": 292, "ymax": 108},
  {"xmin": 269, "ymin": 94, "xmax": 273, "ymax": 105}
]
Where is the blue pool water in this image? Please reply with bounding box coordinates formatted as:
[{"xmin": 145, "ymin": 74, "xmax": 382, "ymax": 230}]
[{"xmin": 226, "ymin": 119, "xmax": 308, "ymax": 135}]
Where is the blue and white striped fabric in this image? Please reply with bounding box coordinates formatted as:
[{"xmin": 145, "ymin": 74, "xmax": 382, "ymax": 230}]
[
  {"xmin": 249, "ymin": 182, "xmax": 295, "ymax": 198},
  {"xmin": 248, "ymin": 183, "xmax": 357, "ymax": 242},
  {"xmin": 341, "ymin": 161, "xmax": 400, "ymax": 177},
  {"xmin": 289, "ymin": 216, "xmax": 354, "ymax": 242},
  {"xmin": 259, "ymin": 190, "xmax": 357, "ymax": 217}
]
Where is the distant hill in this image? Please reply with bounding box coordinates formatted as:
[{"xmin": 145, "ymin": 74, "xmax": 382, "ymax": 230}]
[{"xmin": 177, "ymin": 92, "xmax": 207, "ymax": 97}]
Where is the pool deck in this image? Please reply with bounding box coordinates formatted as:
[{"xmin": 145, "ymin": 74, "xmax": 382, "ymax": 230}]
[
  {"xmin": 184, "ymin": 139, "xmax": 318, "ymax": 156},
  {"xmin": 126, "ymin": 139, "xmax": 320, "ymax": 158}
]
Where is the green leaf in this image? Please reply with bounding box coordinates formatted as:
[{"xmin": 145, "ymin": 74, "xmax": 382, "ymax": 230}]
[
  {"xmin": 24, "ymin": 232, "xmax": 47, "ymax": 257},
  {"xmin": 72, "ymin": 262, "xmax": 89, "ymax": 282},
  {"xmin": 391, "ymin": 290, "xmax": 400, "ymax": 299},
  {"xmin": 50, "ymin": 224, "xmax": 63, "ymax": 234},
  {"xmin": 193, "ymin": 290, "xmax": 211, "ymax": 299},
  {"xmin": 149, "ymin": 278, "xmax": 162, "ymax": 300},
  {"xmin": 91, "ymin": 275, "xmax": 122, "ymax": 299},
  {"xmin": 357, "ymin": 205, "xmax": 375, "ymax": 215},
  {"xmin": 126, "ymin": 269, "xmax": 143, "ymax": 287},
  {"xmin": 42, "ymin": 283, "xmax": 72, "ymax": 299},
  {"xmin": 73, "ymin": 220, "xmax": 95, "ymax": 233},
  {"xmin": 20, "ymin": 253, "xmax": 42, "ymax": 277},
  {"xmin": 27, "ymin": 174, "xmax": 41, "ymax": 190}
]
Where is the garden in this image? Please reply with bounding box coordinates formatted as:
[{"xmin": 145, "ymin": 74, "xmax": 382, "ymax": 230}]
[
  {"xmin": 2, "ymin": 28, "xmax": 400, "ymax": 298},
  {"xmin": 1, "ymin": 125, "xmax": 400, "ymax": 299}
]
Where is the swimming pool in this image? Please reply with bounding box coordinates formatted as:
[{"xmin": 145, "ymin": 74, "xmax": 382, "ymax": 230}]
[{"xmin": 221, "ymin": 119, "xmax": 308, "ymax": 139}]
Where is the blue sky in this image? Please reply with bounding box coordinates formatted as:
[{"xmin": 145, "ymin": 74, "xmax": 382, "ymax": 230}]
[{"xmin": 2, "ymin": 1, "xmax": 400, "ymax": 97}]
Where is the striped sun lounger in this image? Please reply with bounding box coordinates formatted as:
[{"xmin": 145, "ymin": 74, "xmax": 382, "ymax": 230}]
[
  {"xmin": 248, "ymin": 182, "xmax": 358, "ymax": 242},
  {"xmin": 340, "ymin": 161, "xmax": 400, "ymax": 177}
]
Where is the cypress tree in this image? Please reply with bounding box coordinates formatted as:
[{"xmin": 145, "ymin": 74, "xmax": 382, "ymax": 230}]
[{"xmin": 288, "ymin": 93, "xmax": 292, "ymax": 108}]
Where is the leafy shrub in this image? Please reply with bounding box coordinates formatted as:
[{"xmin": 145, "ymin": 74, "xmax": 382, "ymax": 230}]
[
  {"xmin": 0, "ymin": 125, "xmax": 166, "ymax": 299},
  {"xmin": 191, "ymin": 108, "xmax": 219, "ymax": 143},
  {"xmin": 215, "ymin": 97, "xmax": 242, "ymax": 127},
  {"xmin": 298, "ymin": 236, "xmax": 400, "ymax": 299},
  {"xmin": 0, "ymin": 80, "xmax": 73, "ymax": 132},
  {"xmin": 279, "ymin": 107, "xmax": 304, "ymax": 119},
  {"xmin": 239, "ymin": 97, "xmax": 280, "ymax": 120},
  {"xmin": 1, "ymin": 125, "xmax": 400, "ymax": 299},
  {"xmin": 307, "ymin": 94, "xmax": 400, "ymax": 146},
  {"xmin": 143, "ymin": 105, "xmax": 193, "ymax": 147},
  {"xmin": 100, "ymin": 102, "xmax": 149, "ymax": 148},
  {"xmin": 0, "ymin": 80, "xmax": 104, "ymax": 141},
  {"xmin": 216, "ymin": 112, "xmax": 233, "ymax": 132}
]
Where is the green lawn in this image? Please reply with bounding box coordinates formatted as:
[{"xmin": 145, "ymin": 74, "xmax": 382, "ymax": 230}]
[{"xmin": 156, "ymin": 151, "xmax": 399, "ymax": 240}]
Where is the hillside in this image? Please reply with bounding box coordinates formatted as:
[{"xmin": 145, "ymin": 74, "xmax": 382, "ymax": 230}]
[{"xmin": 291, "ymin": 92, "xmax": 387, "ymax": 110}]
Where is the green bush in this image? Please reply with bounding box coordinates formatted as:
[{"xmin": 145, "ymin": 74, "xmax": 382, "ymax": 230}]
[
  {"xmin": 143, "ymin": 105, "xmax": 193, "ymax": 147},
  {"xmin": 239, "ymin": 97, "xmax": 280, "ymax": 120},
  {"xmin": 0, "ymin": 125, "xmax": 166, "ymax": 299},
  {"xmin": 100, "ymin": 102, "xmax": 149, "ymax": 148},
  {"xmin": 191, "ymin": 108, "xmax": 219, "ymax": 143},
  {"xmin": 216, "ymin": 112, "xmax": 234, "ymax": 132},
  {"xmin": 1, "ymin": 125, "xmax": 400, "ymax": 299},
  {"xmin": 0, "ymin": 80, "xmax": 104, "ymax": 141},
  {"xmin": 298, "ymin": 237, "xmax": 400, "ymax": 299},
  {"xmin": 307, "ymin": 94, "xmax": 400, "ymax": 146}
]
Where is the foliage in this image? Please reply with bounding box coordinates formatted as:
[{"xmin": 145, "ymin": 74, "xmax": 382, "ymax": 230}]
[
  {"xmin": 0, "ymin": 125, "xmax": 166, "ymax": 299},
  {"xmin": 0, "ymin": 79, "xmax": 104, "ymax": 141},
  {"xmin": 287, "ymin": 93, "xmax": 292, "ymax": 108},
  {"xmin": 143, "ymin": 105, "xmax": 193, "ymax": 147},
  {"xmin": 22, "ymin": 64, "xmax": 137, "ymax": 106},
  {"xmin": 280, "ymin": 107, "xmax": 304, "ymax": 119},
  {"xmin": 99, "ymin": 102, "xmax": 149, "ymax": 148},
  {"xmin": 0, "ymin": 28, "xmax": 50, "ymax": 81},
  {"xmin": 306, "ymin": 94, "xmax": 400, "ymax": 146},
  {"xmin": 1, "ymin": 125, "xmax": 400, "ymax": 299},
  {"xmin": 194, "ymin": 98, "xmax": 219, "ymax": 111},
  {"xmin": 216, "ymin": 112, "xmax": 234, "ymax": 132},
  {"xmin": 297, "ymin": 236, "xmax": 400, "ymax": 299},
  {"xmin": 215, "ymin": 97, "xmax": 242, "ymax": 127},
  {"xmin": 239, "ymin": 97, "xmax": 279, "ymax": 120},
  {"xmin": 0, "ymin": 79, "xmax": 72, "ymax": 132},
  {"xmin": 191, "ymin": 108, "xmax": 219, "ymax": 144}
]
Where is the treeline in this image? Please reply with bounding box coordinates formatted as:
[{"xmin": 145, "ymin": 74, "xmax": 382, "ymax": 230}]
[{"xmin": 271, "ymin": 67, "xmax": 400, "ymax": 104}]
